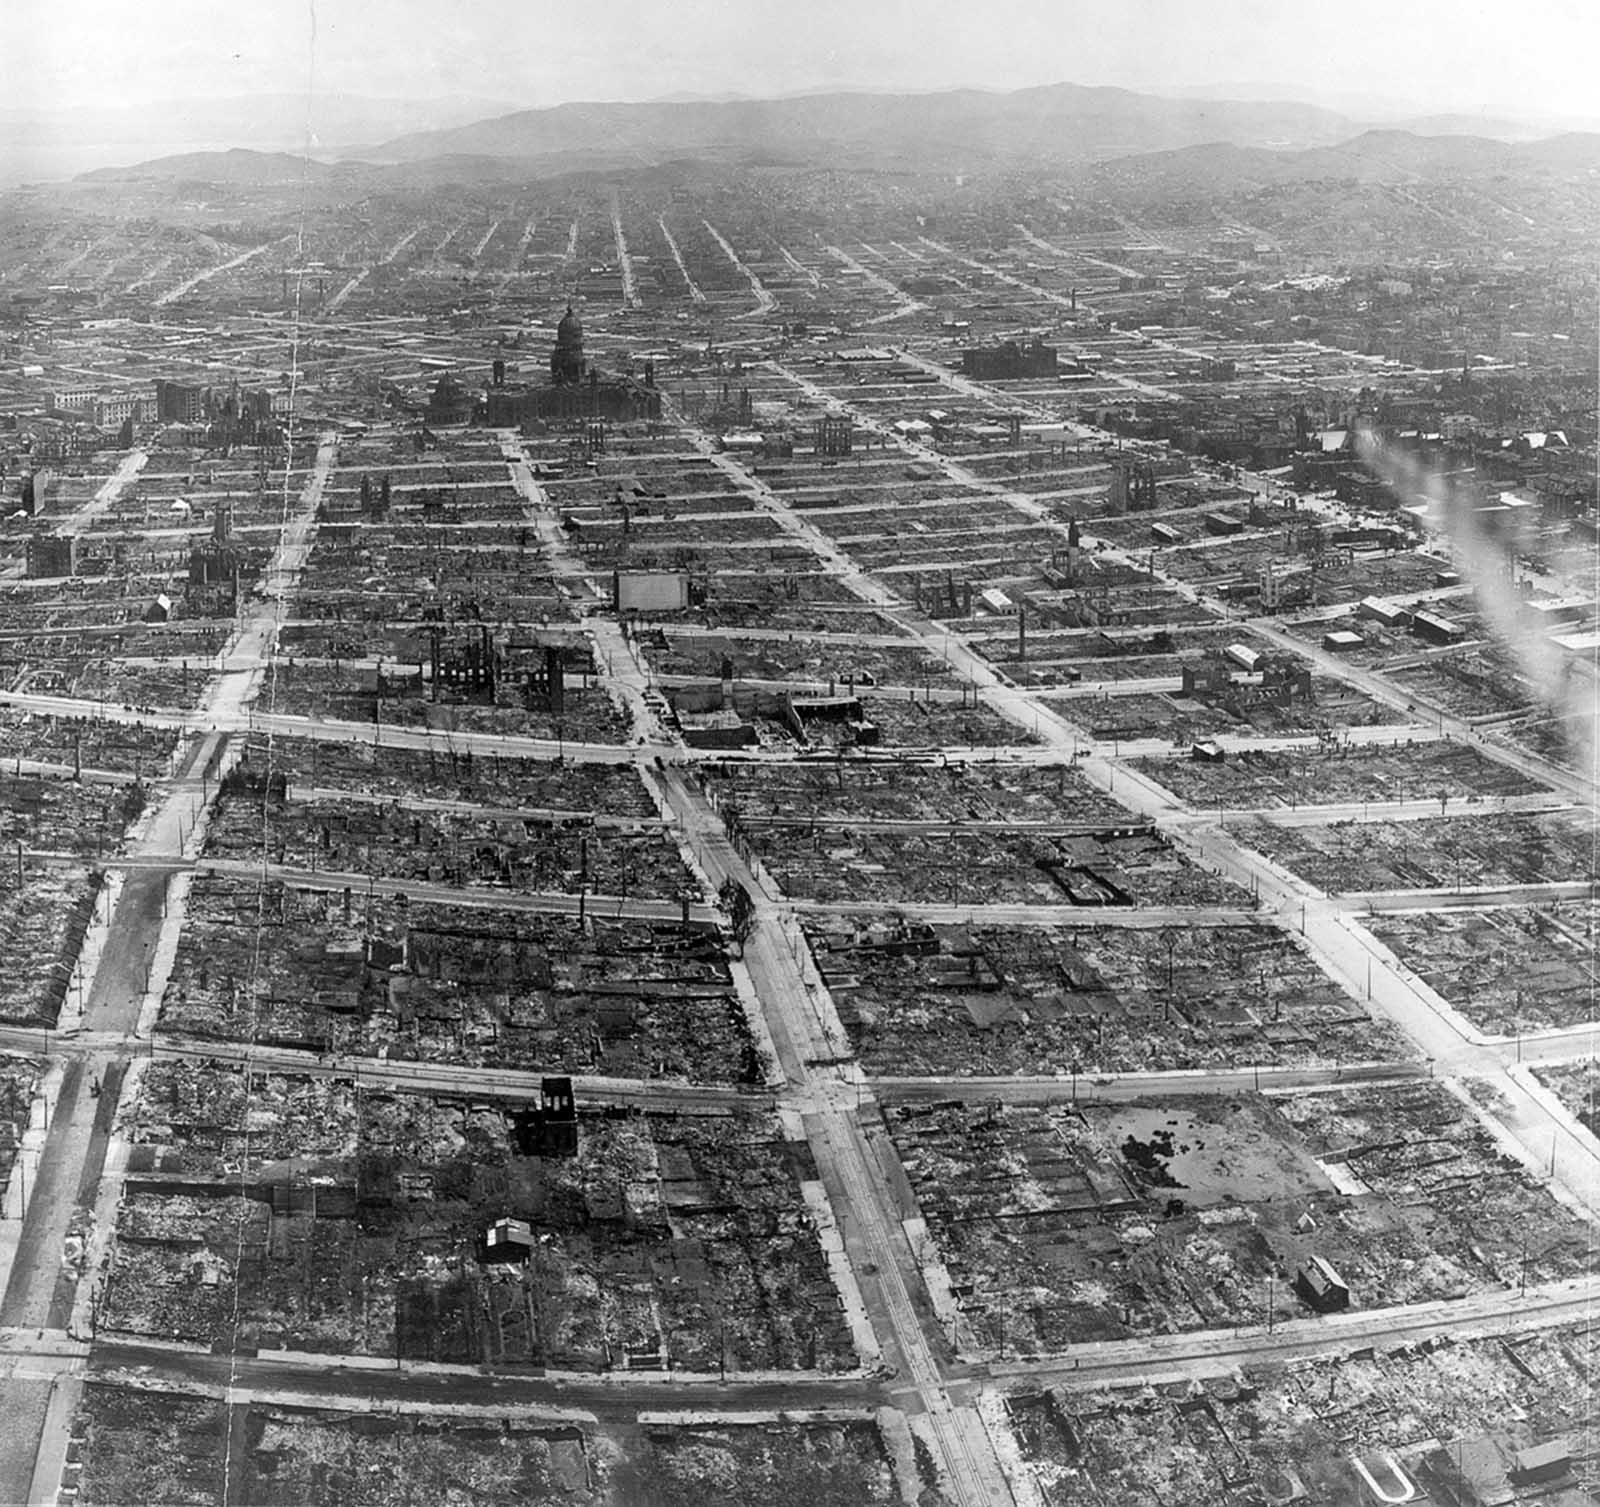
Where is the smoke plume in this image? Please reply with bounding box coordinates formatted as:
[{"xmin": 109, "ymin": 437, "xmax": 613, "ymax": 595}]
[{"xmin": 1355, "ymin": 427, "xmax": 1597, "ymax": 792}]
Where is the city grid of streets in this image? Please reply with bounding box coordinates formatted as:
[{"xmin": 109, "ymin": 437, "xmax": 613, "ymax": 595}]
[{"xmin": 0, "ymin": 144, "xmax": 1596, "ymax": 1505}]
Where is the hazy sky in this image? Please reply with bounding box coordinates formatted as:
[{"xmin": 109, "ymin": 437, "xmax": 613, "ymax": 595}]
[{"xmin": 5, "ymin": 0, "xmax": 1597, "ymax": 123}]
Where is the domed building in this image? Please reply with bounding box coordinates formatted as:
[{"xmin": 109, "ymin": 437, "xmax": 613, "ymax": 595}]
[
  {"xmin": 481, "ymin": 302, "xmax": 661, "ymax": 428},
  {"xmin": 550, "ymin": 305, "xmax": 585, "ymax": 386}
]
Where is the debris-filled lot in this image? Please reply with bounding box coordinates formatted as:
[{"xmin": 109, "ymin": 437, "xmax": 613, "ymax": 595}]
[
  {"xmin": 1136, "ymin": 740, "xmax": 1543, "ymax": 809},
  {"xmin": 1230, "ymin": 810, "xmax": 1598, "ymax": 892},
  {"xmin": 70, "ymin": 1383, "xmax": 908, "ymax": 1507},
  {"xmin": 1009, "ymin": 1320, "xmax": 1600, "ymax": 1505},
  {"xmin": 892, "ymin": 1081, "xmax": 1592, "ymax": 1355},
  {"xmin": 201, "ymin": 790, "xmax": 691, "ymax": 899},
  {"xmin": 0, "ymin": 773, "xmax": 146, "ymax": 859},
  {"xmin": 1368, "ymin": 902, "xmax": 1600, "ymax": 1033},
  {"xmin": 1389, "ymin": 654, "xmax": 1537, "ymax": 721},
  {"xmin": 1064, "ymin": 679, "xmax": 1402, "ymax": 743},
  {"xmin": 640, "ymin": 629, "xmax": 952, "ymax": 688},
  {"xmin": 0, "ymin": 1053, "xmax": 42, "ymax": 1199},
  {"xmin": 230, "ymin": 731, "xmax": 657, "ymax": 813},
  {"xmin": 106, "ymin": 1065, "xmax": 853, "ymax": 1372},
  {"xmin": 752, "ymin": 824, "xmax": 1242, "ymax": 907},
  {"xmin": 1534, "ymin": 1060, "xmax": 1600, "ymax": 1138},
  {"xmin": 258, "ymin": 661, "xmax": 633, "ymax": 744},
  {"xmin": 702, "ymin": 758, "xmax": 1128, "ymax": 825},
  {"xmin": 820, "ymin": 694, "xmax": 1036, "ymax": 748},
  {"xmin": 0, "ymin": 710, "xmax": 181, "ymax": 776},
  {"xmin": 0, "ymin": 870, "xmax": 104, "ymax": 1026},
  {"xmin": 811, "ymin": 917, "xmax": 1403, "ymax": 1074},
  {"xmin": 158, "ymin": 878, "xmax": 759, "ymax": 1079}
]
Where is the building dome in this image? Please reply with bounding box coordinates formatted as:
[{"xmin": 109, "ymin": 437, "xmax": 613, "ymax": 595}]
[{"xmin": 550, "ymin": 303, "xmax": 585, "ymax": 386}]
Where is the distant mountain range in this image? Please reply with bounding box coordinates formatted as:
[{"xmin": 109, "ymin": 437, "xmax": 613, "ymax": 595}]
[
  {"xmin": 357, "ymin": 81, "xmax": 1600, "ymax": 174},
  {"xmin": 364, "ymin": 82, "xmax": 1366, "ymax": 170},
  {"xmin": 0, "ymin": 92, "xmax": 519, "ymax": 183},
  {"xmin": 55, "ymin": 81, "xmax": 1600, "ymax": 191},
  {"xmin": 75, "ymin": 147, "xmax": 537, "ymax": 192},
  {"xmin": 1132, "ymin": 80, "xmax": 1592, "ymax": 139},
  {"xmin": 1087, "ymin": 128, "xmax": 1600, "ymax": 196},
  {"xmin": 77, "ymin": 148, "xmax": 331, "ymax": 187}
]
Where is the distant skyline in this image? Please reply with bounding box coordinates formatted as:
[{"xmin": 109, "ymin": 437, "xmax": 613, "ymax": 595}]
[{"xmin": 5, "ymin": 0, "xmax": 1597, "ymax": 127}]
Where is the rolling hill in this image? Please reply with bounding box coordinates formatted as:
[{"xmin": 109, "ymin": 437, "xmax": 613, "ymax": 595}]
[
  {"xmin": 364, "ymin": 82, "xmax": 1364, "ymax": 172},
  {"xmin": 1086, "ymin": 129, "xmax": 1600, "ymax": 197}
]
